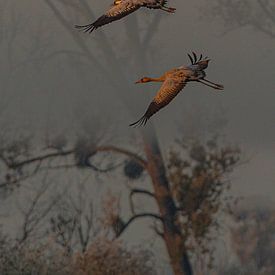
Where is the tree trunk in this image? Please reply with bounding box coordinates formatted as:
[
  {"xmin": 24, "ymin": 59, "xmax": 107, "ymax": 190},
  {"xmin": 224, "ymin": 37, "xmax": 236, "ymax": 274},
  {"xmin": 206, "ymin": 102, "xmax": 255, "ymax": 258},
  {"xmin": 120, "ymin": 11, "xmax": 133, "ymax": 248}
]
[{"xmin": 143, "ymin": 127, "xmax": 193, "ymax": 275}]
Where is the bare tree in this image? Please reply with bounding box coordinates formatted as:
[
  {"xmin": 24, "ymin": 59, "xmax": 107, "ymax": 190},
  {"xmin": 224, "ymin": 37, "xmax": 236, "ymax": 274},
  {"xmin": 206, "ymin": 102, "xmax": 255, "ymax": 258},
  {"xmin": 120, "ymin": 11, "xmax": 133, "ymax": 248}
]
[
  {"xmin": 41, "ymin": 1, "xmax": 195, "ymax": 273},
  {"xmin": 15, "ymin": 172, "xmax": 65, "ymax": 246},
  {"xmin": 0, "ymin": 1, "xmax": 242, "ymax": 273},
  {"xmin": 0, "ymin": 1, "xmax": 243, "ymax": 274},
  {"xmin": 0, "ymin": 129, "xmax": 241, "ymax": 275},
  {"xmin": 49, "ymin": 178, "xmax": 102, "ymax": 254}
]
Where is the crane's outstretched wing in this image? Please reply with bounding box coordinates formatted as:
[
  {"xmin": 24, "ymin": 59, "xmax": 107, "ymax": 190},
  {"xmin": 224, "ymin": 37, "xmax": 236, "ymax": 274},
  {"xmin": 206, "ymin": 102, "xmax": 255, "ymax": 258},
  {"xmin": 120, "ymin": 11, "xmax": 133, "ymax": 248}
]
[
  {"xmin": 75, "ymin": 1, "xmax": 140, "ymax": 33},
  {"xmin": 130, "ymin": 76, "xmax": 187, "ymax": 127}
]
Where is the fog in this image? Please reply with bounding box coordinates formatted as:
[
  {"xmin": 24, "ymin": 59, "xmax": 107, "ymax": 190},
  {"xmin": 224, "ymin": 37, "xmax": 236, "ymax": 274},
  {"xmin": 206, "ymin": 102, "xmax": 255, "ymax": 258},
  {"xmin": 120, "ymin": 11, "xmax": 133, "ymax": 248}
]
[
  {"xmin": 1, "ymin": 0, "xmax": 274, "ymax": 198},
  {"xmin": 0, "ymin": 0, "xmax": 274, "ymax": 273}
]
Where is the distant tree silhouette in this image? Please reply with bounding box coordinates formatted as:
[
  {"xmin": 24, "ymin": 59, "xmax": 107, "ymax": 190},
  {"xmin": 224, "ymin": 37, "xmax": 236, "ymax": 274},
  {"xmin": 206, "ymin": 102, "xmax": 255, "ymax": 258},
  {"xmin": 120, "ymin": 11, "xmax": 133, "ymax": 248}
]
[
  {"xmin": 0, "ymin": 1, "xmax": 55, "ymax": 116},
  {"xmin": 204, "ymin": 0, "xmax": 275, "ymax": 38},
  {"xmin": 229, "ymin": 206, "xmax": 275, "ymax": 275}
]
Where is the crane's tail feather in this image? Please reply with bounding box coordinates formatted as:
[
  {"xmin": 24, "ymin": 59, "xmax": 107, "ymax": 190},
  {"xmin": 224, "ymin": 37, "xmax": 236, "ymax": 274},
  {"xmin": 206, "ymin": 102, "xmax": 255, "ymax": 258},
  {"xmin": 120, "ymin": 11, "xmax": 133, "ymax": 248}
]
[
  {"xmin": 188, "ymin": 52, "xmax": 210, "ymax": 65},
  {"xmin": 129, "ymin": 116, "xmax": 148, "ymax": 127},
  {"xmin": 192, "ymin": 52, "xmax": 198, "ymax": 63},
  {"xmin": 75, "ymin": 23, "xmax": 97, "ymax": 33},
  {"xmin": 188, "ymin": 53, "xmax": 194, "ymax": 64}
]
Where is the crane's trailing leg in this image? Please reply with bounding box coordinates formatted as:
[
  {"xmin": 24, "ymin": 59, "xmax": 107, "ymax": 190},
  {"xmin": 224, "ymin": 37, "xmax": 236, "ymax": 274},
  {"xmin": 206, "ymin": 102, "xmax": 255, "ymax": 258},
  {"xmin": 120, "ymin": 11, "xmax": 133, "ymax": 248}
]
[
  {"xmin": 203, "ymin": 79, "xmax": 224, "ymax": 89},
  {"xmin": 160, "ymin": 0, "xmax": 176, "ymax": 13},
  {"xmin": 197, "ymin": 79, "xmax": 224, "ymax": 90},
  {"xmin": 160, "ymin": 6, "xmax": 176, "ymax": 13}
]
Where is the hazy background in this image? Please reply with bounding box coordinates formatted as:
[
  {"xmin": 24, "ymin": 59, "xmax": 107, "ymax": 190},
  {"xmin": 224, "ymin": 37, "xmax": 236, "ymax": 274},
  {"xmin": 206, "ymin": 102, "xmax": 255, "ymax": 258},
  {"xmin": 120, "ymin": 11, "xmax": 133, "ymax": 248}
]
[
  {"xmin": 0, "ymin": 0, "xmax": 274, "ymax": 274},
  {"xmin": 1, "ymin": 0, "xmax": 274, "ymax": 198}
]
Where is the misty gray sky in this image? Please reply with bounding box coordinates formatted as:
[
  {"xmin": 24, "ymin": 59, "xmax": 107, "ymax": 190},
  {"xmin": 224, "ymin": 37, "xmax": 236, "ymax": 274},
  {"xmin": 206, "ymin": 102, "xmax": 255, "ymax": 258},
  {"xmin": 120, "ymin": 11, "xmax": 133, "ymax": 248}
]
[{"xmin": 1, "ymin": 0, "xmax": 274, "ymax": 200}]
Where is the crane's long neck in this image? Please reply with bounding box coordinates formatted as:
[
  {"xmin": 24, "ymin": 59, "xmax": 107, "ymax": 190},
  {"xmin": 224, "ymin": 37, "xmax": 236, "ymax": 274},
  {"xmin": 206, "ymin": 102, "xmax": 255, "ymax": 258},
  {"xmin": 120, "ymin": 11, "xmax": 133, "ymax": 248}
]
[{"xmin": 146, "ymin": 76, "xmax": 165, "ymax": 82}]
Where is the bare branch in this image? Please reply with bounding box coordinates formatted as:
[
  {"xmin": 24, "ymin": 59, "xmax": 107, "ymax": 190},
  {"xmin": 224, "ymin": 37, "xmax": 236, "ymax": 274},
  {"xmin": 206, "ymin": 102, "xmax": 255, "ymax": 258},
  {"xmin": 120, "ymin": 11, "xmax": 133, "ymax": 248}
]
[
  {"xmin": 95, "ymin": 146, "xmax": 147, "ymax": 169},
  {"xmin": 115, "ymin": 213, "xmax": 163, "ymax": 238},
  {"xmin": 17, "ymin": 176, "xmax": 61, "ymax": 244},
  {"xmin": 43, "ymin": 0, "xmax": 125, "ymax": 92},
  {"xmin": 2, "ymin": 143, "xmax": 145, "ymax": 172},
  {"xmin": 43, "ymin": 0, "xmax": 112, "ymax": 80},
  {"xmin": 6, "ymin": 149, "xmax": 74, "ymax": 169}
]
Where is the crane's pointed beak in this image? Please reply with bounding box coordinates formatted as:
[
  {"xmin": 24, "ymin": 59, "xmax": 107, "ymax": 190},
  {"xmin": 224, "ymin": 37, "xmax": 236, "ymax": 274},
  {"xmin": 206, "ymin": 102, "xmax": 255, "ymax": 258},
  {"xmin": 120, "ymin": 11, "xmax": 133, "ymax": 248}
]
[{"xmin": 135, "ymin": 80, "xmax": 142, "ymax": 84}]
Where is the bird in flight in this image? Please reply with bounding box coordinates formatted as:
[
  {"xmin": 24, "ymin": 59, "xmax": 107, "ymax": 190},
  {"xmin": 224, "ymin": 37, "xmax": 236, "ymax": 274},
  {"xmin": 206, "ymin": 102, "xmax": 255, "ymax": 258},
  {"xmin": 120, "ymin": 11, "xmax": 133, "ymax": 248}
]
[
  {"xmin": 130, "ymin": 53, "xmax": 224, "ymax": 127},
  {"xmin": 75, "ymin": 0, "xmax": 176, "ymax": 33}
]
